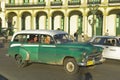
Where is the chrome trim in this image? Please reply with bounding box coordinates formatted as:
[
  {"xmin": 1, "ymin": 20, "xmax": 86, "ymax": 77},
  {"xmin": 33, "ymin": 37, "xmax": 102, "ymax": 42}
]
[{"xmin": 77, "ymin": 58, "xmax": 105, "ymax": 66}]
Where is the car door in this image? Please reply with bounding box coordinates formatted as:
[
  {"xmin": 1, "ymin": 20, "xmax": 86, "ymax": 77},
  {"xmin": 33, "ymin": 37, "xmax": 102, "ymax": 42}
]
[
  {"xmin": 38, "ymin": 35, "xmax": 57, "ymax": 64},
  {"xmin": 103, "ymin": 45, "xmax": 120, "ymax": 60},
  {"xmin": 21, "ymin": 34, "xmax": 39, "ymax": 61},
  {"xmin": 102, "ymin": 39, "xmax": 120, "ymax": 60},
  {"xmin": 91, "ymin": 37, "xmax": 120, "ymax": 60}
]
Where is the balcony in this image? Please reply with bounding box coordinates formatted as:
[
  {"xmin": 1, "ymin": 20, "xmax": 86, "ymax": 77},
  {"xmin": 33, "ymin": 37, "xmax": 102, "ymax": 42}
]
[
  {"xmin": 109, "ymin": 0, "xmax": 120, "ymax": 3},
  {"xmin": 36, "ymin": 1, "xmax": 46, "ymax": 6},
  {"xmin": 108, "ymin": 0, "xmax": 120, "ymax": 6},
  {"xmin": 87, "ymin": 0, "xmax": 101, "ymax": 4},
  {"xmin": 6, "ymin": 2, "xmax": 46, "ymax": 8},
  {"xmin": 68, "ymin": 0, "xmax": 81, "ymax": 5},
  {"xmin": 51, "ymin": 1, "xmax": 62, "ymax": 6}
]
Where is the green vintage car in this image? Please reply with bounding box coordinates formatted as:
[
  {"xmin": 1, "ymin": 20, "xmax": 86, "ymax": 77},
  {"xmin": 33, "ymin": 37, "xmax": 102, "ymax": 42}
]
[{"xmin": 7, "ymin": 30, "xmax": 104, "ymax": 74}]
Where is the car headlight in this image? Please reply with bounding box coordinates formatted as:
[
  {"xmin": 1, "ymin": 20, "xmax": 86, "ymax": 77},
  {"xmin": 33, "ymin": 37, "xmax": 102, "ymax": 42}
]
[{"xmin": 81, "ymin": 52, "xmax": 87, "ymax": 62}]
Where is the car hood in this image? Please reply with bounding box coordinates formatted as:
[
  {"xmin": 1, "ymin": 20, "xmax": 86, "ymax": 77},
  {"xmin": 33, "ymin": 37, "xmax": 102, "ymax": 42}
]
[
  {"xmin": 56, "ymin": 42, "xmax": 102, "ymax": 54},
  {"xmin": 57, "ymin": 42, "xmax": 93, "ymax": 48}
]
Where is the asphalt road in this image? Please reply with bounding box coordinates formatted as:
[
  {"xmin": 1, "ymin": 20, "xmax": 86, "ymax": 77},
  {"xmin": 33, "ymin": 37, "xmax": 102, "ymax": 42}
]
[{"xmin": 0, "ymin": 44, "xmax": 120, "ymax": 80}]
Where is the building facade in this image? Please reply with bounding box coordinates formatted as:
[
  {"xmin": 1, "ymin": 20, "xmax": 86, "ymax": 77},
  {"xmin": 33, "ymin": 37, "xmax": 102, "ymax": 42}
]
[
  {"xmin": 0, "ymin": 0, "xmax": 120, "ymax": 37},
  {"xmin": 0, "ymin": 0, "xmax": 5, "ymax": 30}
]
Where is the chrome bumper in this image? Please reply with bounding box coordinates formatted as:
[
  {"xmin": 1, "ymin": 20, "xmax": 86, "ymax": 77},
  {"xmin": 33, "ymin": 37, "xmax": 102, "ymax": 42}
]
[{"xmin": 78, "ymin": 58, "xmax": 106, "ymax": 66}]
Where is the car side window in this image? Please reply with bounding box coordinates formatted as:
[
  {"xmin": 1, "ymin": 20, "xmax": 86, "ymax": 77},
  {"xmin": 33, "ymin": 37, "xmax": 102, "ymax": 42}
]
[
  {"xmin": 28, "ymin": 34, "xmax": 39, "ymax": 43},
  {"xmin": 13, "ymin": 34, "xmax": 27, "ymax": 42},
  {"xmin": 40, "ymin": 34, "xmax": 54, "ymax": 44},
  {"xmin": 103, "ymin": 38, "xmax": 118, "ymax": 46},
  {"xmin": 111, "ymin": 39, "xmax": 119, "ymax": 46},
  {"xmin": 103, "ymin": 39, "xmax": 112, "ymax": 46}
]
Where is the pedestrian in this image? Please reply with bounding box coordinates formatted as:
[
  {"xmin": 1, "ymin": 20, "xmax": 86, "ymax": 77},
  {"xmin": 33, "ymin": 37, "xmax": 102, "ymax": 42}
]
[{"xmin": 74, "ymin": 30, "xmax": 78, "ymax": 42}]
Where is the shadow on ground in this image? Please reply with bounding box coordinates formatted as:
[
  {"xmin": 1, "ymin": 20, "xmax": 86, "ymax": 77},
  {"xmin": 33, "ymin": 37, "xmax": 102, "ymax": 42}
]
[{"xmin": 0, "ymin": 75, "xmax": 8, "ymax": 80}]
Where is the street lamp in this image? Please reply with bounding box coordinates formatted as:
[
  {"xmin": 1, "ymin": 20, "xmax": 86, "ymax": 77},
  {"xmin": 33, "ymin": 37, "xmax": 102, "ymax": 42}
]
[{"xmin": 88, "ymin": 1, "xmax": 99, "ymax": 36}]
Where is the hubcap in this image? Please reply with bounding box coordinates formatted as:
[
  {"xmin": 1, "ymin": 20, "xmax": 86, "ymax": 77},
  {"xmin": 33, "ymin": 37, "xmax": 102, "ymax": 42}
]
[
  {"xmin": 16, "ymin": 56, "xmax": 22, "ymax": 64},
  {"xmin": 66, "ymin": 62, "xmax": 75, "ymax": 72}
]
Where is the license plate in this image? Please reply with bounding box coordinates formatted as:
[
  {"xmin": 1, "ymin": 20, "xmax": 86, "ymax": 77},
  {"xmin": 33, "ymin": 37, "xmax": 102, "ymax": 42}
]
[{"xmin": 87, "ymin": 61, "xmax": 94, "ymax": 66}]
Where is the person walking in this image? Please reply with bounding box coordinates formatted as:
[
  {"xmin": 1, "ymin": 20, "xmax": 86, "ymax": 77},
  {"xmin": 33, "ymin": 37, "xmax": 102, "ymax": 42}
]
[{"xmin": 74, "ymin": 30, "xmax": 78, "ymax": 42}]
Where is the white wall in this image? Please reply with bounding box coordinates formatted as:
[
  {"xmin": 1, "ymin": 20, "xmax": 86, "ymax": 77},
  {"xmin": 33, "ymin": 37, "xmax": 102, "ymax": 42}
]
[
  {"xmin": 87, "ymin": 15, "xmax": 93, "ymax": 37},
  {"xmin": 25, "ymin": 16, "xmax": 31, "ymax": 30},
  {"xmin": 106, "ymin": 14, "xmax": 116, "ymax": 36},
  {"xmin": 70, "ymin": 15, "xmax": 78, "ymax": 35},
  {"xmin": 39, "ymin": 16, "xmax": 46, "ymax": 29},
  {"xmin": 54, "ymin": 15, "xmax": 61, "ymax": 30}
]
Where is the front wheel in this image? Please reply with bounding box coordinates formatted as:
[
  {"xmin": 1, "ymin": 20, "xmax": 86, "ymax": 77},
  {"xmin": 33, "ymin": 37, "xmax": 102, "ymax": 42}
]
[
  {"xmin": 64, "ymin": 58, "xmax": 79, "ymax": 74},
  {"xmin": 15, "ymin": 55, "xmax": 28, "ymax": 68}
]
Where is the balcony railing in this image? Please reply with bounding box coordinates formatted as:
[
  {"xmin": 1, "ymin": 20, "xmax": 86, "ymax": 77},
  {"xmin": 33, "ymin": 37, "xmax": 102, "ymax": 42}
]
[
  {"xmin": 6, "ymin": 2, "xmax": 46, "ymax": 7},
  {"xmin": 87, "ymin": 0, "xmax": 101, "ymax": 4},
  {"xmin": 37, "ymin": 2, "xmax": 46, "ymax": 6},
  {"xmin": 109, "ymin": 0, "xmax": 120, "ymax": 3},
  {"xmin": 68, "ymin": 0, "xmax": 81, "ymax": 5},
  {"xmin": 51, "ymin": 1, "xmax": 62, "ymax": 6}
]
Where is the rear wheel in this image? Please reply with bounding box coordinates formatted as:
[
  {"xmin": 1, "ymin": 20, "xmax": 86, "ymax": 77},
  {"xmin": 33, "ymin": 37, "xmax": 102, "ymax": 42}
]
[
  {"xmin": 64, "ymin": 58, "xmax": 79, "ymax": 74},
  {"xmin": 15, "ymin": 55, "xmax": 28, "ymax": 67}
]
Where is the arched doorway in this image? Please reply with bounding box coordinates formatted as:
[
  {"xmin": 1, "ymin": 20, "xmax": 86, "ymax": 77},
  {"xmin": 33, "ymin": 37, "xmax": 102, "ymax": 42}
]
[
  {"xmin": 88, "ymin": 10, "xmax": 103, "ymax": 36},
  {"xmin": 108, "ymin": 9, "xmax": 120, "ymax": 36},
  {"xmin": 21, "ymin": 12, "xmax": 31, "ymax": 30},
  {"xmin": 7, "ymin": 12, "xmax": 17, "ymax": 35},
  {"xmin": 36, "ymin": 12, "xmax": 47, "ymax": 29},
  {"xmin": 69, "ymin": 11, "xmax": 83, "ymax": 35},
  {"xmin": 52, "ymin": 11, "xmax": 64, "ymax": 30}
]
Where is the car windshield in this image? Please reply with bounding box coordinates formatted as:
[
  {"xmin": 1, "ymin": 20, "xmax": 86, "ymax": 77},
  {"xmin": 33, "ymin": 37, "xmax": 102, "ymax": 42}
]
[{"xmin": 54, "ymin": 34, "xmax": 72, "ymax": 44}]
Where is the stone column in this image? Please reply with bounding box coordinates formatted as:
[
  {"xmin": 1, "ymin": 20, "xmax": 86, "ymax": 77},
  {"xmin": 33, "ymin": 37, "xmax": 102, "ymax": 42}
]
[
  {"xmin": 83, "ymin": 12, "xmax": 88, "ymax": 37},
  {"xmin": 18, "ymin": 14, "xmax": 21, "ymax": 31},
  {"xmin": 64, "ymin": 13, "xmax": 68, "ymax": 33},
  {"xmin": 31, "ymin": 14, "xmax": 36, "ymax": 30},
  {"xmin": 103, "ymin": 9, "xmax": 107, "ymax": 35},
  {"xmin": 1, "ymin": 0, "xmax": 5, "ymax": 28},
  {"xmin": 48, "ymin": 13, "xmax": 52, "ymax": 30}
]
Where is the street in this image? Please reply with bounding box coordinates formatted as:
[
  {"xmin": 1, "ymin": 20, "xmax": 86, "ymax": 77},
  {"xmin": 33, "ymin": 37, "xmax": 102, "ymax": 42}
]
[{"xmin": 0, "ymin": 44, "xmax": 120, "ymax": 80}]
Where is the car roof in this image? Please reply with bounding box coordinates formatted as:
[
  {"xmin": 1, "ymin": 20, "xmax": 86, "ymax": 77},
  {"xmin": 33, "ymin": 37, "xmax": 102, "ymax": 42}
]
[
  {"xmin": 11, "ymin": 30, "xmax": 68, "ymax": 41},
  {"xmin": 13, "ymin": 30, "xmax": 67, "ymax": 36},
  {"xmin": 93, "ymin": 36, "xmax": 115, "ymax": 38},
  {"xmin": 89, "ymin": 36, "xmax": 120, "ymax": 42}
]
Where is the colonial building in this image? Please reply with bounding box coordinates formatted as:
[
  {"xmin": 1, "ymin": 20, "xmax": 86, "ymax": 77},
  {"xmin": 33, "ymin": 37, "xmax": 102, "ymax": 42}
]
[
  {"xmin": 0, "ymin": 0, "xmax": 5, "ymax": 29},
  {"xmin": 0, "ymin": 0, "xmax": 120, "ymax": 37}
]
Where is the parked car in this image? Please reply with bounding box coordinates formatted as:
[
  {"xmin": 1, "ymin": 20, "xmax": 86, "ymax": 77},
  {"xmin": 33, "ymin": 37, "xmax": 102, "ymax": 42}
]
[
  {"xmin": 7, "ymin": 30, "xmax": 104, "ymax": 74},
  {"xmin": 89, "ymin": 36, "xmax": 120, "ymax": 60}
]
